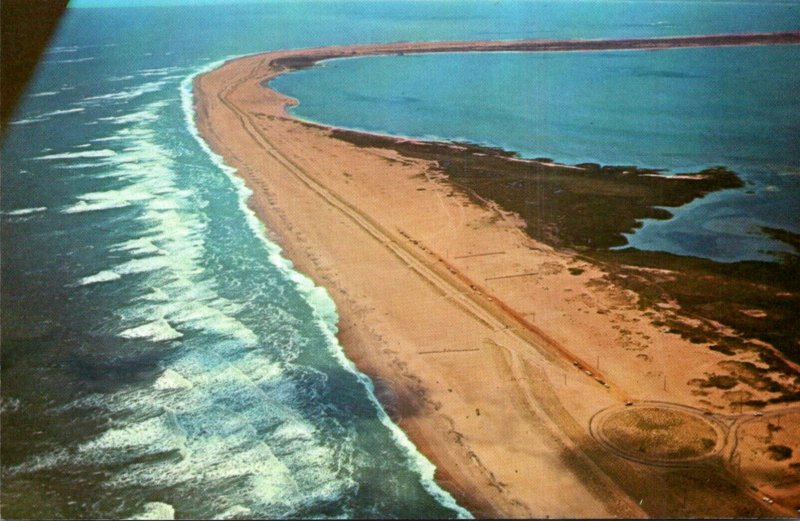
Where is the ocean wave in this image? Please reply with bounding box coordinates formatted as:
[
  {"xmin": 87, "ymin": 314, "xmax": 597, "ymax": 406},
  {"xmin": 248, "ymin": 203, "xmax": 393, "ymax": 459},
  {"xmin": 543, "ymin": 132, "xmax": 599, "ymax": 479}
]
[
  {"xmin": 111, "ymin": 237, "xmax": 164, "ymax": 256},
  {"xmin": 13, "ymin": 331, "xmax": 355, "ymax": 516},
  {"xmin": 79, "ymin": 414, "xmax": 188, "ymax": 463},
  {"xmin": 53, "ymin": 162, "xmax": 112, "ymax": 170},
  {"xmin": 36, "ymin": 149, "xmax": 117, "ymax": 161},
  {"xmin": 93, "ymin": 127, "xmax": 154, "ymax": 143},
  {"xmin": 29, "ymin": 91, "xmax": 59, "ymax": 97},
  {"xmin": 61, "ymin": 185, "xmax": 154, "ymax": 214},
  {"xmin": 39, "ymin": 107, "xmax": 85, "ymax": 117},
  {"xmin": 77, "ymin": 270, "xmax": 122, "ymax": 286},
  {"xmin": 137, "ymin": 66, "xmax": 184, "ymax": 77},
  {"xmin": 10, "ymin": 117, "xmax": 47, "ymax": 125},
  {"xmin": 98, "ymin": 102, "xmax": 167, "ymax": 125},
  {"xmin": 45, "ymin": 57, "xmax": 95, "ymax": 64},
  {"xmin": 115, "ymin": 279, "xmax": 258, "ymax": 347},
  {"xmin": 81, "ymin": 80, "xmax": 168, "ymax": 103},
  {"xmin": 78, "ymin": 105, "xmax": 260, "ymax": 348},
  {"xmin": 114, "ymin": 255, "xmax": 171, "ymax": 275},
  {"xmin": 4, "ymin": 448, "xmax": 72, "ymax": 477},
  {"xmin": 131, "ymin": 502, "xmax": 175, "ymax": 520},
  {"xmin": 62, "ymin": 199, "xmax": 131, "ymax": 214},
  {"xmin": 71, "ymin": 360, "xmax": 349, "ymax": 515},
  {"xmin": 119, "ymin": 318, "xmax": 183, "ymax": 342},
  {"xmin": 153, "ymin": 369, "xmax": 194, "ymax": 391},
  {"xmin": 11, "ymin": 107, "xmax": 84, "ymax": 126},
  {"xmin": 3, "ymin": 207, "xmax": 47, "ymax": 216},
  {"xmin": 46, "ymin": 46, "xmax": 79, "ymax": 54},
  {"xmin": 139, "ymin": 287, "xmax": 170, "ymax": 302},
  {"xmin": 108, "ymin": 74, "xmax": 136, "ymax": 82},
  {"xmin": 212, "ymin": 505, "xmax": 251, "ymax": 520},
  {"xmin": 169, "ymin": 301, "xmax": 259, "ymax": 346},
  {"xmin": 0, "ymin": 397, "xmax": 21, "ymax": 414}
]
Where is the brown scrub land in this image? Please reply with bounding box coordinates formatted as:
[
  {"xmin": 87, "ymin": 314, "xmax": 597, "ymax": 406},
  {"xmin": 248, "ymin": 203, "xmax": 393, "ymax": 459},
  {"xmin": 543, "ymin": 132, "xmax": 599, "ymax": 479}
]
[{"xmin": 194, "ymin": 33, "xmax": 800, "ymax": 518}]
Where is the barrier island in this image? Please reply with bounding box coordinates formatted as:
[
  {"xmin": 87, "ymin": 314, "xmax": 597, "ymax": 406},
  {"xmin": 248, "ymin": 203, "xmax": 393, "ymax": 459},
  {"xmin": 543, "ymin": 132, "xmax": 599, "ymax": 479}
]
[{"xmin": 195, "ymin": 33, "xmax": 800, "ymax": 518}]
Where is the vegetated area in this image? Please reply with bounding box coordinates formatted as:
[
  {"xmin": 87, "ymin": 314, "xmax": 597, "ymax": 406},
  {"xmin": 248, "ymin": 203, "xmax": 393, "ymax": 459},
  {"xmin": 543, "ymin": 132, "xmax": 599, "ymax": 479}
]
[
  {"xmin": 602, "ymin": 408, "xmax": 718, "ymax": 459},
  {"xmin": 330, "ymin": 128, "xmax": 800, "ymax": 404}
]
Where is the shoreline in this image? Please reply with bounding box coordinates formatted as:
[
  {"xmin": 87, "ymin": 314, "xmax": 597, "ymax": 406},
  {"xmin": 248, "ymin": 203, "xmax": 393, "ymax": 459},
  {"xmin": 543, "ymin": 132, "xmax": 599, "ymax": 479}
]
[{"xmin": 194, "ymin": 34, "xmax": 800, "ymax": 517}]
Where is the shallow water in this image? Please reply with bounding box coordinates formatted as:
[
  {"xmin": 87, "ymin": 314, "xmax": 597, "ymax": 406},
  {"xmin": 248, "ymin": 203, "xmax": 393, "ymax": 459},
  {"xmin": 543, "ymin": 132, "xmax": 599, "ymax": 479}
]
[{"xmin": 273, "ymin": 45, "xmax": 800, "ymax": 262}]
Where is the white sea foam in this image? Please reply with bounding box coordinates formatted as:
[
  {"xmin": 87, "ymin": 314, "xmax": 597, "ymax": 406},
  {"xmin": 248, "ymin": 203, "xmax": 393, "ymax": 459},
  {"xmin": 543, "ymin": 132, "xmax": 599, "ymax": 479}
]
[
  {"xmin": 131, "ymin": 502, "xmax": 175, "ymax": 520},
  {"xmin": 119, "ymin": 318, "xmax": 183, "ymax": 342},
  {"xmin": 0, "ymin": 397, "xmax": 21, "ymax": 414},
  {"xmin": 53, "ymin": 162, "xmax": 112, "ymax": 170},
  {"xmin": 46, "ymin": 57, "xmax": 95, "ymax": 64},
  {"xmin": 98, "ymin": 103, "xmax": 166, "ymax": 125},
  {"xmin": 29, "ymin": 91, "xmax": 59, "ymax": 97},
  {"xmin": 77, "ymin": 270, "xmax": 122, "ymax": 286},
  {"xmin": 108, "ymin": 75, "xmax": 136, "ymax": 82},
  {"xmin": 10, "ymin": 117, "xmax": 47, "ymax": 125},
  {"xmin": 86, "ymin": 415, "xmax": 178, "ymax": 451},
  {"xmin": 3, "ymin": 207, "xmax": 47, "ymax": 216},
  {"xmin": 111, "ymin": 237, "xmax": 164, "ymax": 256},
  {"xmin": 4, "ymin": 449, "xmax": 71, "ymax": 476},
  {"xmin": 62, "ymin": 185, "xmax": 154, "ymax": 214},
  {"xmin": 77, "ymin": 384, "xmax": 308, "ymax": 508},
  {"xmin": 39, "ymin": 107, "xmax": 85, "ymax": 117},
  {"xmin": 153, "ymin": 369, "xmax": 194, "ymax": 391},
  {"xmin": 36, "ymin": 149, "xmax": 117, "ymax": 161},
  {"xmin": 90, "ymin": 123, "xmax": 260, "ymax": 342},
  {"xmin": 137, "ymin": 66, "xmax": 183, "ymax": 77},
  {"xmin": 114, "ymin": 256, "xmax": 170, "ymax": 275},
  {"xmin": 80, "ymin": 104, "xmax": 262, "ymax": 346},
  {"xmin": 62, "ymin": 199, "xmax": 131, "ymax": 214},
  {"xmin": 81, "ymin": 80, "xmax": 167, "ymax": 103},
  {"xmin": 139, "ymin": 287, "xmax": 170, "ymax": 302},
  {"xmin": 14, "ymin": 330, "xmax": 351, "ymax": 515},
  {"xmin": 213, "ymin": 505, "xmax": 252, "ymax": 520},
  {"xmin": 47, "ymin": 46, "xmax": 79, "ymax": 54},
  {"xmin": 169, "ymin": 302, "xmax": 258, "ymax": 346}
]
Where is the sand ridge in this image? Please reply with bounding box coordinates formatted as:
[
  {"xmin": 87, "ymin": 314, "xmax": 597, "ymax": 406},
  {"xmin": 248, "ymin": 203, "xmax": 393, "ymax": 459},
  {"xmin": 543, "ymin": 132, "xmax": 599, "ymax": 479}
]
[{"xmin": 195, "ymin": 35, "xmax": 800, "ymax": 517}]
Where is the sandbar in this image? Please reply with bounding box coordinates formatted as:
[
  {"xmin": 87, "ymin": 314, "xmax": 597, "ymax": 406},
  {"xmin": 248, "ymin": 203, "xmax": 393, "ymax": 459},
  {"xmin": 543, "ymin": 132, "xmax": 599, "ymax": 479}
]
[{"xmin": 194, "ymin": 33, "xmax": 800, "ymax": 517}]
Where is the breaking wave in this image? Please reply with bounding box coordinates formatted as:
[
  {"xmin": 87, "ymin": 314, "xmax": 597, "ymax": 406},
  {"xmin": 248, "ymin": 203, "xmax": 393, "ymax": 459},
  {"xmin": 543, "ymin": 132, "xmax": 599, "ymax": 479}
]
[
  {"xmin": 36, "ymin": 149, "xmax": 117, "ymax": 161},
  {"xmin": 3, "ymin": 207, "xmax": 47, "ymax": 216}
]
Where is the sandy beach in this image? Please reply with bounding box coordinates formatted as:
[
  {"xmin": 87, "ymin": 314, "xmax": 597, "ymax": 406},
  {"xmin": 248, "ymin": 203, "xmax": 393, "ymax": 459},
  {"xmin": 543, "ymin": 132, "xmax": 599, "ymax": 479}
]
[{"xmin": 195, "ymin": 34, "xmax": 800, "ymax": 517}]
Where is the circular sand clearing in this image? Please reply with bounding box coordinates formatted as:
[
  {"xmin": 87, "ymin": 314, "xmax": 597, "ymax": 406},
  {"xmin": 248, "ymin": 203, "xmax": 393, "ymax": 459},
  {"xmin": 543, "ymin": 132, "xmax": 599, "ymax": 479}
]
[{"xmin": 599, "ymin": 407, "xmax": 720, "ymax": 462}]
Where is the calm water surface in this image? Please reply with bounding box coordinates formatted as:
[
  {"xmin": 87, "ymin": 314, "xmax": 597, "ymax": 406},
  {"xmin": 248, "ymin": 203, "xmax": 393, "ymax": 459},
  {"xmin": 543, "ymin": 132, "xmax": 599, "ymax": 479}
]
[{"xmin": 273, "ymin": 45, "xmax": 800, "ymax": 262}]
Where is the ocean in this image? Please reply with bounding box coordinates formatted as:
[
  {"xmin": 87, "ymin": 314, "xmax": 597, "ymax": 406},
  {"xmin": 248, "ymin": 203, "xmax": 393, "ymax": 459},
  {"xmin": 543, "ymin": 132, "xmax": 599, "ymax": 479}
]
[{"xmin": 1, "ymin": 1, "xmax": 798, "ymax": 519}]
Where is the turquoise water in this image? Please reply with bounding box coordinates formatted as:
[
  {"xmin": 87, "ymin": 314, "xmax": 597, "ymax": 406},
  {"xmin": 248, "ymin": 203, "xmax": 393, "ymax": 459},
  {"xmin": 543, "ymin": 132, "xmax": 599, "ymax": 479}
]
[
  {"xmin": 2, "ymin": 1, "xmax": 799, "ymax": 519},
  {"xmin": 273, "ymin": 45, "xmax": 800, "ymax": 262}
]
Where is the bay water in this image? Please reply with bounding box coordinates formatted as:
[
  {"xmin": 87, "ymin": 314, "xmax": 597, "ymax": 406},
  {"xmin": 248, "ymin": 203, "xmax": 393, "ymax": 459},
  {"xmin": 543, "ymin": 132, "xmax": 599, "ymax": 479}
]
[{"xmin": 273, "ymin": 45, "xmax": 800, "ymax": 262}]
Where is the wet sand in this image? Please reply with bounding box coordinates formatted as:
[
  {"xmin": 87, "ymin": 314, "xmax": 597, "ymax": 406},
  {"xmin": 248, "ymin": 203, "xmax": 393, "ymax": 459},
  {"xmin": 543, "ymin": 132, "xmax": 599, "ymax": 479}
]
[{"xmin": 195, "ymin": 34, "xmax": 800, "ymax": 517}]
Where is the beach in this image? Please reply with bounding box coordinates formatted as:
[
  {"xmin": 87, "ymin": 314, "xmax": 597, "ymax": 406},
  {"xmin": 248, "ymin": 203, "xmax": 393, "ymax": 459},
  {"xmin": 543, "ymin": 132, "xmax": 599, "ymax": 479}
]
[{"xmin": 194, "ymin": 35, "xmax": 800, "ymax": 517}]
